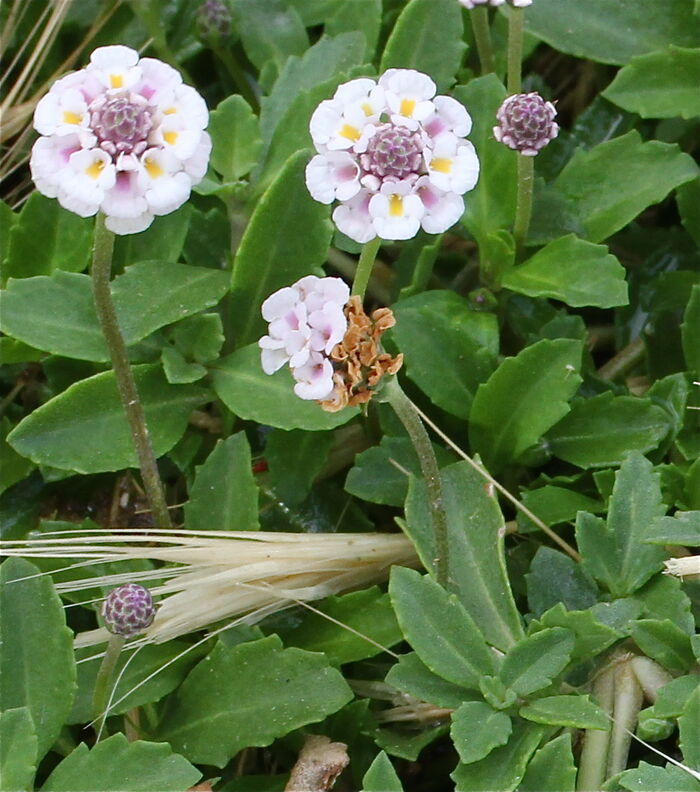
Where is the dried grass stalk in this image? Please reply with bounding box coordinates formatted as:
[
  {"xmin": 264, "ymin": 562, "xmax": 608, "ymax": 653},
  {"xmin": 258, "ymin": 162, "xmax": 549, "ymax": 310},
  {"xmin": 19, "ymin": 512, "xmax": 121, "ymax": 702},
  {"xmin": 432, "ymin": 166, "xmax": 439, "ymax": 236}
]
[{"xmin": 664, "ymin": 554, "xmax": 700, "ymax": 579}]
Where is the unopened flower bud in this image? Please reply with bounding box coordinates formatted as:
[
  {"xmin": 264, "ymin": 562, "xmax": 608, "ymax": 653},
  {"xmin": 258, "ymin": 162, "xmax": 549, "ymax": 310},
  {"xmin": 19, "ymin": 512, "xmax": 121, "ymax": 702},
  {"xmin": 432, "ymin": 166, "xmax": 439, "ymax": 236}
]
[
  {"xmin": 493, "ymin": 92, "xmax": 558, "ymax": 156},
  {"xmin": 102, "ymin": 583, "xmax": 156, "ymax": 637},
  {"xmin": 197, "ymin": 0, "xmax": 231, "ymax": 45}
]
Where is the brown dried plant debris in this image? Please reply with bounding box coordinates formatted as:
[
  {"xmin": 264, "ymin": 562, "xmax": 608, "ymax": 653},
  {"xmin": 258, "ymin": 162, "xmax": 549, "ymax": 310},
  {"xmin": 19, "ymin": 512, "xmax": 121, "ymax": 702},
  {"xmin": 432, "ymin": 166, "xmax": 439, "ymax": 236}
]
[
  {"xmin": 320, "ymin": 296, "xmax": 403, "ymax": 413},
  {"xmin": 284, "ymin": 735, "xmax": 349, "ymax": 792}
]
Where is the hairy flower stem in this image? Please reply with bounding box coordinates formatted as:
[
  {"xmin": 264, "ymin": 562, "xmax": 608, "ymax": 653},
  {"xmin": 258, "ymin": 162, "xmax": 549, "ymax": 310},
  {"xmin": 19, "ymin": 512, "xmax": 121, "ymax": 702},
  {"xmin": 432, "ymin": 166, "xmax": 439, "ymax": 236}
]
[
  {"xmin": 470, "ymin": 7, "xmax": 496, "ymax": 75},
  {"xmin": 384, "ymin": 377, "xmax": 450, "ymax": 588},
  {"xmin": 577, "ymin": 663, "xmax": 615, "ymax": 791},
  {"xmin": 513, "ymin": 154, "xmax": 534, "ymax": 258},
  {"xmin": 352, "ymin": 237, "xmax": 382, "ymax": 300},
  {"xmin": 507, "ymin": 7, "xmax": 525, "ymax": 94},
  {"xmin": 91, "ymin": 214, "xmax": 171, "ymax": 528},
  {"xmin": 91, "ymin": 633, "xmax": 126, "ymax": 740},
  {"xmin": 607, "ymin": 659, "xmax": 644, "ymax": 778}
]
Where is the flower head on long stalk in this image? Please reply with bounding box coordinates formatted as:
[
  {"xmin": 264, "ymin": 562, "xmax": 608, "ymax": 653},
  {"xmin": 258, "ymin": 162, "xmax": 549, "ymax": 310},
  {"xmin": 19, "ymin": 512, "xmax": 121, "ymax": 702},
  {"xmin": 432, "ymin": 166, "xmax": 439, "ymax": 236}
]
[
  {"xmin": 305, "ymin": 70, "xmax": 479, "ymax": 243},
  {"xmin": 30, "ymin": 45, "xmax": 211, "ymax": 234}
]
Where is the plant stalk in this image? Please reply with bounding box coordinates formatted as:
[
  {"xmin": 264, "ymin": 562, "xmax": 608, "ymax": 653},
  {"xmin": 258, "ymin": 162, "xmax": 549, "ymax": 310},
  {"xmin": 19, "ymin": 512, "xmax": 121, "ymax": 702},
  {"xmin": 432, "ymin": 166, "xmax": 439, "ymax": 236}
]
[
  {"xmin": 92, "ymin": 633, "xmax": 125, "ymax": 740},
  {"xmin": 507, "ymin": 6, "xmax": 525, "ymax": 94},
  {"xmin": 577, "ymin": 662, "xmax": 615, "ymax": 791},
  {"xmin": 352, "ymin": 237, "xmax": 382, "ymax": 300},
  {"xmin": 383, "ymin": 378, "xmax": 450, "ymax": 588},
  {"xmin": 470, "ymin": 7, "xmax": 496, "ymax": 75},
  {"xmin": 513, "ymin": 153, "xmax": 534, "ymax": 258},
  {"xmin": 91, "ymin": 213, "xmax": 172, "ymax": 528},
  {"xmin": 607, "ymin": 659, "xmax": 644, "ymax": 779}
]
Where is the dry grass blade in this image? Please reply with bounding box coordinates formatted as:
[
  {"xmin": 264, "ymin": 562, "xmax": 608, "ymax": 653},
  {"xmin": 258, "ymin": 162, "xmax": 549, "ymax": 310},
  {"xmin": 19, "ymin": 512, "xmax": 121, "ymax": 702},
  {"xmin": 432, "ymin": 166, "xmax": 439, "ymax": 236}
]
[{"xmin": 0, "ymin": 529, "xmax": 420, "ymax": 646}]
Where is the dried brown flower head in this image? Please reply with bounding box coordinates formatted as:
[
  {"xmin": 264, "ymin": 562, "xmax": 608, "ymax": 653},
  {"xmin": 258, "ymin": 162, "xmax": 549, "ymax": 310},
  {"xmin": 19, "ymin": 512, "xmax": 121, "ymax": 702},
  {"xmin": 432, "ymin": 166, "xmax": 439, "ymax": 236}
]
[{"xmin": 319, "ymin": 296, "xmax": 403, "ymax": 412}]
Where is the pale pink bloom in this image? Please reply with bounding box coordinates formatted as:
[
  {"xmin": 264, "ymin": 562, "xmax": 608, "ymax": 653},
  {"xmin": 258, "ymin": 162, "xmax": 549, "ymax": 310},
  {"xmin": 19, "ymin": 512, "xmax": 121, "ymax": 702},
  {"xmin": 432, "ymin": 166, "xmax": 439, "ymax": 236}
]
[
  {"xmin": 30, "ymin": 45, "xmax": 210, "ymax": 235},
  {"xmin": 306, "ymin": 69, "xmax": 479, "ymax": 243},
  {"xmin": 259, "ymin": 276, "xmax": 350, "ymax": 402}
]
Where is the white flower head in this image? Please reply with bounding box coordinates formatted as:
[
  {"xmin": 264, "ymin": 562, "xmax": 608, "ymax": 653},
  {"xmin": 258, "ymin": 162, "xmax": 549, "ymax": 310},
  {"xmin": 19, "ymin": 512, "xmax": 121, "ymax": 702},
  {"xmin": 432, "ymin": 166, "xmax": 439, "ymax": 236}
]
[
  {"xmin": 30, "ymin": 45, "xmax": 211, "ymax": 235},
  {"xmin": 458, "ymin": 0, "xmax": 532, "ymax": 8},
  {"xmin": 305, "ymin": 69, "xmax": 479, "ymax": 243},
  {"xmin": 259, "ymin": 276, "xmax": 350, "ymax": 402}
]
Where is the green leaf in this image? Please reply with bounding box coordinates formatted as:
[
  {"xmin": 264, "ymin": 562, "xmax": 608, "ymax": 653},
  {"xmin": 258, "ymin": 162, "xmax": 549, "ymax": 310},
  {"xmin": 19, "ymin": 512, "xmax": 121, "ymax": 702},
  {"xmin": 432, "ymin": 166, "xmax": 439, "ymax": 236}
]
[
  {"xmin": 209, "ymin": 95, "xmax": 262, "ymax": 182},
  {"xmin": 345, "ymin": 435, "xmax": 454, "ymax": 507},
  {"xmin": 616, "ymin": 761, "xmax": 700, "ymax": 792},
  {"xmin": 184, "ymin": 433, "xmax": 259, "ymax": 532},
  {"xmin": 327, "ymin": 1, "xmax": 381, "ymax": 60},
  {"xmin": 517, "ymin": 734, "xmax": 576, "ymax": 792},
  {"xmin": 576, "ymin": 453, "xmax": 668, "ymax": 596},
  {"xmin": 498, "ymin": 627, "xmax": 574, "ymax": 697},
  {"xmin": 683, "ymin": 285, "xmax": 700, "ymax": 376},
  {"xmin": 632, "ymin": 574, "xmax": 695, "ymax": 634},
  {"xmin": 280, "ymin": 587, "xmax": 403, "ymax": 666},
  {"xmin": 451, "ymin": 721, "xmax": 545, "ymax": 792},
  {"xmin": 547, "ymin": 392, "xmax": 672, "ymax": 468},
  {"xmin": 157, "ymin": 635, "xmax": 353, "ymax": 767},
  {"xmin": 213, "ymin": 344, "xmax": 356, "ymax": 430},
  {"xmin": 677, "ymin": 178, "xmax": 700, "ymax": 247},
  {"xmin": 69, "ymin": 641, "xmax": 208, "ymax": 724},
  {"xmin": 112, "ymin": 206, "xmax": 192, "ymax": 269},
  {"xmin": 170, "ymin": 313, "xmax": 224, "ymax": 364},
  {"xmin": 361, "ymin": 751, "xmax": 403, "ymax": 792},
  {"xmin": 380, "ymin": 0, "xmax": 465, "ymax": 92},
  {"xmin": 265, "ymin": 428, "xmax": 335, "ymax": 505},
  {"xmin": 0, "ymin": 263, "xmax": 229, "ymax": 362},
  {"xmin": 631, "ymin": 619, "xmax": 696, "ymax": 673},
  {"xmin": 385, "ymin": 652, "xmax": 473, "ymax": 710},
  {"xmin": 0, "ymin": 708, "xmax": 36, "ymax": 792},
  {"xmin": 41, "ymin": 734, "xmax": 201, "ymax": 792},
  {"xmin": 603, "ymin": 46, "xmax": 700, "ymax": 119},
  {"xmin": 501, "ymin": 235, "xmax": 628, "ymax": 308},
  {"xmin": 526, "ymin": 546, "xmax": 598, "ymax": 617},
  {"xmin": 389, "ymin": 567, "xmax": 496, "ymax": 690},
  {"xmin": 2, "ymin": 194, "xmax": 92, "ymax": 280},
  {"xmin": 231, "ymin": 0, "xmax": 307, "ymax": 73},
  {"xmin": 0, "ymin": 338, "xmax": 42, "ymax": 364},
  {"xmin": 0, "ymin": 200, "xmax": 15, "ymax": 271},
  {"xmin": 519, "ymin": 485, "xmax": 604, "ymax": 533},
  {"xmin": 230, "ymin": 150, "xmax": 333, "ymax": 346},
  {"xmin": 0, "ymin": 558, "xmax": 76, "ymax": 760},
  {"xmin": 7, "ymin": 365, "xmax": 208, "ymax": 474},
  {"xmin": 391, "ymin": 291, "xmax": 499, "ymax": 419},
  {"xmin": 0, "ymin": 418, "xmax": 35, "ymax": 496},
  {"xmin": 646, "ymin": 511, "xmax": 700, "ymax": 545},
  {"xmin": 450, "ymin": 702, "xmax": 512, "ymax": 764},
  {"xmin": 555, "ymin": 131, "xmax": 698, "ymax": 243},
  {"xmin": 679, "ymin": 686, "xmax": 700, "ymax": 770},
  {"xmin": 456, "ymin": 76, "xmax": 516, "ymax": 241},
  {"xmin": 161, "ymin": 347, "xmax": 207, "ymax": 384},
  {"xmin": 654, "ymin": 675, "xmax": 700, "ymax": 718},
  {"xmin": 405, "ymin": 462, "xmax": 524, "ymax": 651},
  {"xmin": 519, "ymin": 695, "xmax": 609, "ymax": 729},
  {"xmin": 523, "ymin": 0, "xmax": 700, "ymax": 65},
  {"xmin": 529, "ymin": 603, "xmax": 622, "ymax": 664},
  {"xmin": 469, "ymin": 338, "xmax": 583, "ymax": 474}
]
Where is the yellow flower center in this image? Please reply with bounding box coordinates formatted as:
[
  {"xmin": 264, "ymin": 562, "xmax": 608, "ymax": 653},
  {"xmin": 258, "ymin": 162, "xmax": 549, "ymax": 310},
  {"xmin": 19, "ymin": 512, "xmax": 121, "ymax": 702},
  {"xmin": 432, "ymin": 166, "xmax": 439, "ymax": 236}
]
[
  {"xmin": 400, "ymin": 98, "xmax": 416, "ymax": 117},
  {"xmin": 109, "ymin": 74, "xmax": 124, "ymax": 89},
  {"xmin": 430, "ymin": 158, "xmax": 452, "ymax": 174},
  {"xmin": 62, "ymin": 110, "xmax": 82, "ymax": 125},
  {"xmin": 389, "ymin": 194, "xmax": 403, "ymax": 217},
  {"xmin": 340, "ymin": 123, "xmax": 361, "ymax": 142},
  {"xmin": 86, "ymin": 159, "xmax": 105, "ymax": 179},
  {"xmin": 145, "ymin": 157, "xmax": 164, "ymax": 178},
  {"xmin": 163, "ymin": 130, "xmax": 178, "ymax": 145}
]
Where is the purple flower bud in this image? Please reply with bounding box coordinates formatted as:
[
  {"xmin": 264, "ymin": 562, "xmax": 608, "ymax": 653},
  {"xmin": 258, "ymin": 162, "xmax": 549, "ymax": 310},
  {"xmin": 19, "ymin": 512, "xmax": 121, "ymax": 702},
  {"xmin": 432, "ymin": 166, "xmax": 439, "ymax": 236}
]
[
  {"xmin": 493, "ymin": 92, "xmax": 559, "ymax": 156},
  {"xmin": 197, "ymin": 0, "xmax": 231, "ymax": 44},
  {"xmin": 102, "ymin": 583, "xmax": 156, "ymax": 637}
]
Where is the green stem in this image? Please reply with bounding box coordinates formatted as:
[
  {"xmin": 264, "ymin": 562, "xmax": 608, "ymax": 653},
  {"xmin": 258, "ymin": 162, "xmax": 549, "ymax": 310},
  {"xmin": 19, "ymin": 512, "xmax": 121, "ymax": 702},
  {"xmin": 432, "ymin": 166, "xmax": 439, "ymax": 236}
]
[
  {"xmin": 513, "ymin": 154, "xmax": 534, "ymax": 258},
  {"xmin": 507, "ymin": 6, "xmax": 525, "ymax": 94},
  {"xmin": 470, "ymin": 7, "xmax": 496, "ymax": 75},
  {"xmin": 352, "ymin": 237, "xmax": 382, "ymax": 300},
  {"xmin": 577, "ymin": 663, "xmax": 615, "ymax": 791},
  {"xmin": 91, "ymin": 214, "xmax": 172, "ymax": 528},
  {"xmin": 383, "ymin": 378, "xmax": 450, "ymax": 588},
  {"xmin": 212, "ymin": 44, "xmax": 259, "ymax": 113},
  {"xmin": 92, "ymin": 633, "xmax": 126, "ymax": 740}
]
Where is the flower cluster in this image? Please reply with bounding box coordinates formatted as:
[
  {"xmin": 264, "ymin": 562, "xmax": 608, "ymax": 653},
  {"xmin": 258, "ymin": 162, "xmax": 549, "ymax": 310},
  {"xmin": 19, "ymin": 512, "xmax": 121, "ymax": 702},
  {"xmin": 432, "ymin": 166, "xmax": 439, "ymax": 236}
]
[
  {"xmin": 305, "ymin": 69, "xmax": 479, "ymax": 243},
  {"xmin": 102, "ymin": 583, "xmax": 156, "ymax": 637},
  {"xmin": 259, "ymin": 276, "xmax": 402, "ymax": 410},
  {"xmin": 458, "ymin": 0, "xmax": 532, "ymax": 8},
  {"xmin": 259, "ymin": 276, "xmax": 351, "ymax": 401},
  {"xmin": 197, "ymin": 0, "xmax": 232, "ymax": 46},
  {"xmin": 30, "ymin": 45, "xmax": 211, "ymax": 235},
  {"xmin": 493, "ymin": 92, "xmax": 559, "ymax": 155}
]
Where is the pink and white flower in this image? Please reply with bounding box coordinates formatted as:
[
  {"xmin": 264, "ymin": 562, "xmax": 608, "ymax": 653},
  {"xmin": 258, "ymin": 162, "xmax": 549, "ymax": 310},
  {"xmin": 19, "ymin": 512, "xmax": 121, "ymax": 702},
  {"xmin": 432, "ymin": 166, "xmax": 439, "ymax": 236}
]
[
  {"xmin": 259, "ymin": 276, "xmax": 350, "ymax": 401},
  {"xmin": 305, "ymin": 69, "xmax": 480, "ymax": 243},
  {"xmin": 30, "ymin": 45, "xmax": 211, "ymax": 235}
]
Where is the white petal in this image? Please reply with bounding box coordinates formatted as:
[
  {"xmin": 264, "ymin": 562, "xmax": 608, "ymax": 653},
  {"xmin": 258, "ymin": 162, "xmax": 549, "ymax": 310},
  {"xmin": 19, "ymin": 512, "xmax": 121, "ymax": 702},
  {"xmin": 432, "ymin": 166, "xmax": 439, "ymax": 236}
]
[
  {"xmin": 262, "ymin": 287, "xmax": 299, "ymax": 322},
  {"xmin": 137, "ymin": 57, "xmax": 182, "ymax": 103},
  {"xmin": 368, "ymin": 191, "xmax": 424, "ymax": 241},
  {"xmin": 105, "ymin": 212, "xmax": 154, "ymax": 235},
  {"xmin": 333, "ymin": 78, "xmax": 377, "ymax": 104},
  {"xmin": 260, "ymin": 347, "xmax": 290, "ymax": 375},
  {"xmin": 305, "ymin": 152, "xmax": 360, "ymax": 204},
  {"xmin": 101, "ymin": 171, "xmax": 149, "ymax": 218},
  {"xmin": 379, "ymin": 69, "xmax": 436, "ymax": 101},
  {"xmin": 332, "ymin": 190, "xmax": 376, "ymax": 244},
  {"xmin": 30, "ymin": 134, "xmax": 80, "ymax": 197},
  {"xmin": 145, "ymin": 171, "xmax": 192, "ymax": 215},
  {"xmin": 292, "ymin": 353, "xmax": 335, "ymax": 400},
  {"xmin": 88, "ymin": 45, "xmax": 141, "ymax": 90},
  {"xmin": 183, "ymin": 132, "xmax": 212, "ymax": 182},
  {"xmin": 417, "ymin": 179, "xmax": 465, "ymax": 234}
]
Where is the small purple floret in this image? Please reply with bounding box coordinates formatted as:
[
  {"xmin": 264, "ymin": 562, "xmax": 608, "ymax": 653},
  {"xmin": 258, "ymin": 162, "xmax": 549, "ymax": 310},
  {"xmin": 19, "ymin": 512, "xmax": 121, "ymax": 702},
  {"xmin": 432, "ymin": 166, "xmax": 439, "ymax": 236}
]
[
  {"xmin": 102, "ymin": 583, "xmax": 156, "ymax": 637},
  {"xmin": 91, "ymin": 94, "xmax": 154, "ymax": 156},
  {"xmin": 493, "ymin": 92, "xmax": 559, "ymax": 156},
  {"xmin": 361, "ymin": 124, "xmax": 424, "ymax": 180}
]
